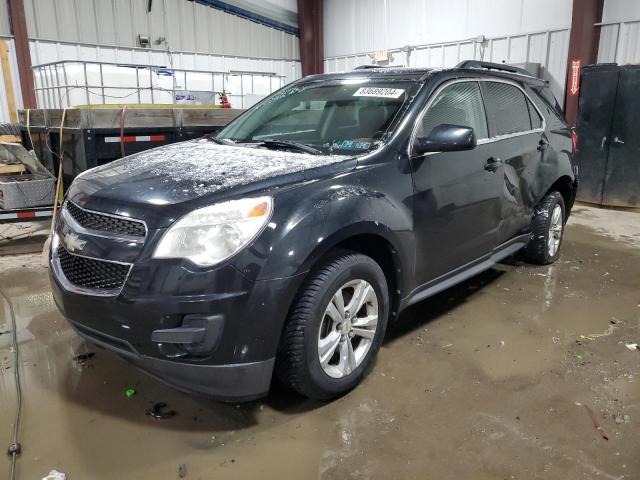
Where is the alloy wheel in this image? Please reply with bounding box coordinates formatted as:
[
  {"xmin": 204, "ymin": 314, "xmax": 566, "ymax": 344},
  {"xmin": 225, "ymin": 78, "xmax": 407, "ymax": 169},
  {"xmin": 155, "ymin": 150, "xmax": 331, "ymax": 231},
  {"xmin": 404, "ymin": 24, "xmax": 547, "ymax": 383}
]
[
  {"xmin": 317, "ymin": 279, "xmax": 379, "ymax": 379},
  {"xmin": 548, "ymin": 204, "xmax": 563, "ymax": 257}
]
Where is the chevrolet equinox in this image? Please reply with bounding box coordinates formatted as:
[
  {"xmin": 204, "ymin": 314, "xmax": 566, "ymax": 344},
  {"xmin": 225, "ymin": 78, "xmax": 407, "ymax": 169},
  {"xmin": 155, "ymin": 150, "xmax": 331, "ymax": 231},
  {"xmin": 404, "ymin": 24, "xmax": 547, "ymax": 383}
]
[{"xmin": 50, "ymin": 61, "xmax": 578, "ymax": 401}]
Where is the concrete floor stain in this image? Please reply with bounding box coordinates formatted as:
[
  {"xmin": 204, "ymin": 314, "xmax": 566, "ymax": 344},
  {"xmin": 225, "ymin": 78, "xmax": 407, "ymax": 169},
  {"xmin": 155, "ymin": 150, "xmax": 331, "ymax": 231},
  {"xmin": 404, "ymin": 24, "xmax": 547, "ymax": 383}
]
[{"xmin": 0, "ymin": 206, "xmax": 639, "ymax": 479}]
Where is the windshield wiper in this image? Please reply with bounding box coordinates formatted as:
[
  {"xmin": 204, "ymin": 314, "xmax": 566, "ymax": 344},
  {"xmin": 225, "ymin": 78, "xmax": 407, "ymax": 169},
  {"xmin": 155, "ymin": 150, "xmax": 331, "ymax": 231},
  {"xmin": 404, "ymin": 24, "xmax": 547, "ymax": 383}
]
[
  {"xmin": 257, "ymin": 139, "xmax": 322, "ymax": 155},
  {"xmin": 206, "ymin": 136, "xmax": 236, "ymax": 145}
]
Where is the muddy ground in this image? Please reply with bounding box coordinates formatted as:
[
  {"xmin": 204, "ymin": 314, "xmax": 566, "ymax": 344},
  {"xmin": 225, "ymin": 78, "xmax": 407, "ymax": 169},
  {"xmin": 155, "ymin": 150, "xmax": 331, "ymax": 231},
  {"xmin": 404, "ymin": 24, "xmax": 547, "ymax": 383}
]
[{"xmin": 1, "ymin": 205, "xmax": 639, "ymax": 480}]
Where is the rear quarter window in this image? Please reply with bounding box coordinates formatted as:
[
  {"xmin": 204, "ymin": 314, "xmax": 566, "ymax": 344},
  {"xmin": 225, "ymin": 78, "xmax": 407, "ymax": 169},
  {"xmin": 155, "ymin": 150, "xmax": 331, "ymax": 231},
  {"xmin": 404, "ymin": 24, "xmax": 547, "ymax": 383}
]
[
  {"xmin": 481, "ymin": 82, "xmax": 532, "ymax": 136},
  {"xmin": 529, "ymin": 86, "xmax": 567, "ymax": 130}
]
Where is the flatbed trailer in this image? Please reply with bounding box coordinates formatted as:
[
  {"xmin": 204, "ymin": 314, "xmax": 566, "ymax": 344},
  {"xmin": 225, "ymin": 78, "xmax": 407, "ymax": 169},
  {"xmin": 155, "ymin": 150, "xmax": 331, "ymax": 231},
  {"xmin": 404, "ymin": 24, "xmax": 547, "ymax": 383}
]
[
  {"xmin": 0, "ymin": 205, "xmax": 53, "ymax": 223},
  {"xmin": 17, "ymin": 106, "xmax": 243, "ymax": 185},
  {"xmin": 0, "ymin": 106, "xmax": 243, "ymax": 225}
]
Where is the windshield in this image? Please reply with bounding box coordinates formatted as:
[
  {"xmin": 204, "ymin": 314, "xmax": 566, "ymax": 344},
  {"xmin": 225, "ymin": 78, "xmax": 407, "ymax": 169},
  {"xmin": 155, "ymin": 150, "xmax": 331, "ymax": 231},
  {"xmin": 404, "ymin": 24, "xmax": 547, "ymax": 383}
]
[{"xmin": 216, "ymin": 80, "xmax": 421, "ymax": 155}]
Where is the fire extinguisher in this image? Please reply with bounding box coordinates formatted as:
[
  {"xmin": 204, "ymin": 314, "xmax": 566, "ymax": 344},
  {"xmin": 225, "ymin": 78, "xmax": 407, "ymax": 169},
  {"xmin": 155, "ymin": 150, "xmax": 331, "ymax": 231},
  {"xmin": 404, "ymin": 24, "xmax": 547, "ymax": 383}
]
[{"xmin": 219, "ymin": 92, "xmax": 231, "ymax": 108}]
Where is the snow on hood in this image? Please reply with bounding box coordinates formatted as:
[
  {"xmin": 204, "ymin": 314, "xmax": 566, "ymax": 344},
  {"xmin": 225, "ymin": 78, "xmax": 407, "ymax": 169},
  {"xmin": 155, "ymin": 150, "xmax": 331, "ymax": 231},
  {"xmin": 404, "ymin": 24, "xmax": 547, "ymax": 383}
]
[{"xmin": 76, "ymin": 139, "xmax": 352, "ymax": 204}]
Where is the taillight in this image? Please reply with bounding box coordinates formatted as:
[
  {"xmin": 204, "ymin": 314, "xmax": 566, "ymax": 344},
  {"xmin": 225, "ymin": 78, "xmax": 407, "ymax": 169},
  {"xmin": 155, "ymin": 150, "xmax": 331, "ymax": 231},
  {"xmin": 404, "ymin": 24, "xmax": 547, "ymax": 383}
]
[{"xmin": 571, "ymin": 129, "xmax": 578, "ymax": 154}]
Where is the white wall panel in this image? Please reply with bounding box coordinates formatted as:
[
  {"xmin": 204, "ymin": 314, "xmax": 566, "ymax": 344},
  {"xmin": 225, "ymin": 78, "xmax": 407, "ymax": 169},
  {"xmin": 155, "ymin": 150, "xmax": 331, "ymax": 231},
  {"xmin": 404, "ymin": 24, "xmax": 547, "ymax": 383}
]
[
  {"xmin": 620, "ymin": 22, "xmax": 640, "ymax": 63},
  {"xmin": 324, "ymin": 0, "xmax": 572, "ymax": 99},
  {"xmin": 603, "ymin": 0, "xmax": 640, "ymax": 23},
  {"xmin": 0, "ymin": 4, "xmax": 10, "ymax": 36},
  {"xmin": 325, "ymin": 0, "xmax": 573, "ymax": 58},
  {"xmin": 598, "ymin": 21, "xmax": 640, "ymax": 64},
  {"xmin": 488, "ymin": 38, "xmax": 509, "ymax": 63},
  {"xmin": 0, "ymin": 39, "xmax": 23, "ymax": 122},
  {"xmin": 508, "ymin": 36, "xmax": 528, "ymax": 63},
  {"xmin": 17, "ymin": 0, "xmax": 298, "ymax": 60},
  {"xmin": 55, "ymin": 0, "xmax": 79, "ymax": 43},
  {"xmin": 325, "ymin": 27, "xmax": 571, "ymax": 100},
  {"xmin": 94, "ymin": 0, "xmax": 118, "ymax": 46}
]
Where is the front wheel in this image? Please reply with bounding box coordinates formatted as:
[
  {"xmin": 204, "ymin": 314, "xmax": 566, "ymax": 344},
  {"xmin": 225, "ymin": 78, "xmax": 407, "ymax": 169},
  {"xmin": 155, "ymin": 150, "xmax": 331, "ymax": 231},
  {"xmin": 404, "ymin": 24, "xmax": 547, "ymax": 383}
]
[
  {"xmin": 524, "ymin": 191, "xmax": 566, "ymax": 265},
  {"xmin": 277, "ymin": 250, "xmax": 389, "ymax": 400}
]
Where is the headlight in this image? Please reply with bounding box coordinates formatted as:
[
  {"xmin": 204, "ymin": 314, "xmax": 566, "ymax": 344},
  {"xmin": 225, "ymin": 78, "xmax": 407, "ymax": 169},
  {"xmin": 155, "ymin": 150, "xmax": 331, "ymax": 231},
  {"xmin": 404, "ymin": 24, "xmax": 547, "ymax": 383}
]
[{"xmin": 153, "ymin": 196, "xmax": 272, "ymax": 267}]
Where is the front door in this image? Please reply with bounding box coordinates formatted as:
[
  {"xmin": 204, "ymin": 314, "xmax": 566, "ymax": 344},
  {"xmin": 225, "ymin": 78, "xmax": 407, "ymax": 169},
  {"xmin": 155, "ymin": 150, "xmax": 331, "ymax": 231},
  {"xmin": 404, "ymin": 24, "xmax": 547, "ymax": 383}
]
[{"xmin": 410, "ymin": 80, "xmax": 502, "ymax": 286}]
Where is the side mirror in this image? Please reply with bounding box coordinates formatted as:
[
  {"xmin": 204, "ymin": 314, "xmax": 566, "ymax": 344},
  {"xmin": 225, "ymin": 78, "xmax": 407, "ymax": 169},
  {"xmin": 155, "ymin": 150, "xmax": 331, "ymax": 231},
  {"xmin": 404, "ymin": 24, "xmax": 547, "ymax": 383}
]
[{"xmin": 413, "ymin": 124, "xmax": 477, "ymax": 155}]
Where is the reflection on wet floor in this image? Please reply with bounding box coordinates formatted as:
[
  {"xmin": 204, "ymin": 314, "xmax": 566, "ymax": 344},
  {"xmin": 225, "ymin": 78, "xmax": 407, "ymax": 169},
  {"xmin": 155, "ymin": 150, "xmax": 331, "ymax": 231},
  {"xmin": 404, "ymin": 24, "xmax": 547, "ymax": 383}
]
[{"xmin": 1, "ymin": 211, "xmax": 640, "ymax": 480}]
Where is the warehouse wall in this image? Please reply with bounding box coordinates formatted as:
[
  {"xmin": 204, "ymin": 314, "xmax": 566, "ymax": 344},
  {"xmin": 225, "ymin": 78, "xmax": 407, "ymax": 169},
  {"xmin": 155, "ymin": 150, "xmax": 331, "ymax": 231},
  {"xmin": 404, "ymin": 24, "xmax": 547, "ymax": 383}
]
[
  {"xmin": 598, "ymin": 0, "xmax": 640, "ymax": 64},
  {"xmin": 20, "ymin": 0, "xmax": 299, "ymax": 60},
  {"xmin": 324, "ymin": 0, "xmax": 572, "ymax": 58},
  {"xmin": 0, "ymin": 0, "xmax": 302, "ymax": 121},
  {"xmin": 323, "ymin": 0, "xmax": 573, "ymax": 100}
]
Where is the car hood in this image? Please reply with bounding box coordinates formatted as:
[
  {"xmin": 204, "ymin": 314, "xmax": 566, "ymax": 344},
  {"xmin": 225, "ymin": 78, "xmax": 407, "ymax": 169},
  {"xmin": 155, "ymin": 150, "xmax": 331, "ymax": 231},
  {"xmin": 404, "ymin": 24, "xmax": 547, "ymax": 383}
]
[{"xmin": 67, "ymin": 139, "xmax": 355, "ymax": 228}]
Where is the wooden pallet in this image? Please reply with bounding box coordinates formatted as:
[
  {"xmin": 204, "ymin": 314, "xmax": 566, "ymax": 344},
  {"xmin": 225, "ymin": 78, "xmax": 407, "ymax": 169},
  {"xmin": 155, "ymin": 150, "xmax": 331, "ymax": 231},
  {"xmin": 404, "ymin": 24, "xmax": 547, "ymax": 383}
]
[{"xmin": 0, "ymin": 162, "xmax": 25, "ymax": 174}]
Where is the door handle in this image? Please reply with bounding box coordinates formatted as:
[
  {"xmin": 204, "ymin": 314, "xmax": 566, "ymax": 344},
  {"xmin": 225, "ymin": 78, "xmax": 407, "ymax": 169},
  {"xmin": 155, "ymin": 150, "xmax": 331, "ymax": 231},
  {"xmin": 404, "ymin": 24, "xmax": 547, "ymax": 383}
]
[
  {"xmin": 600, "ymin": 136, "xmax": 607, "ymax": 150},
  {"xmin": 537, "ymin": 138, "xmax": 549, "ymax": 151},
  {"xmin": 484, "ymin": 157, "xmax": 502, "ymax": 172},
  {"xmin": 614, "ymin": 136, "xmax": 625, "ymax": 145}
]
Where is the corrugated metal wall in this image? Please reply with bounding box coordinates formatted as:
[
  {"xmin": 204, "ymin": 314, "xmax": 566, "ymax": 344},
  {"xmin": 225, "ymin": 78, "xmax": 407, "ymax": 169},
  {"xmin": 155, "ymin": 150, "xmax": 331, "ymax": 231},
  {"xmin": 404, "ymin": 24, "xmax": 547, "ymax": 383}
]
[
  {"xmin": 324, "ymin": 0, "xmax": 573, "ymax": 100},
  {"xmin": 324, "ymin": 0, "xmax": 573, "ymax": 57},
  {"xmin": 0, "ymin": 0, "xmax": 302, "ymax": 121},
  {"xmin": 598, "ymin": 21, "xmax": 640, "ymax": 64},
  {"xmin": 324, "ymin": 29, "xmax": 571, "ymax": 100},
  {"xmin": 597, "ymin": 0, "xmax": 640, "ymax": 64},
  {"xmin": 20, "ymin": 0, "xmax": 299, "ymax": 60}
]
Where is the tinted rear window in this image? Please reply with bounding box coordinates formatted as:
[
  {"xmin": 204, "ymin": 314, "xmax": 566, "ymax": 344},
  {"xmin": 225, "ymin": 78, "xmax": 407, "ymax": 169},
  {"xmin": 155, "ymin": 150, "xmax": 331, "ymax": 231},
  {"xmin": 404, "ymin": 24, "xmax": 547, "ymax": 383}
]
[
  {"xmin": 530, "ymin": 86, "xmax": 567, "ymax": 129},
  {"xmin": 482, "ymin": 82, "xmax": 532, "ymax": 135}
]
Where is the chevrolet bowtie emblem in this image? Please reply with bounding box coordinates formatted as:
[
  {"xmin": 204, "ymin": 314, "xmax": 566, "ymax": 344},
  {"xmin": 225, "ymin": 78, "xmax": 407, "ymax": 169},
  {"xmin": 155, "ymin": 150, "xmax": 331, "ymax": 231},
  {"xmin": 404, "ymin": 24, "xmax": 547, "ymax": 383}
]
[{"xmin": 64, "ymin": 232, "xmax": 87, "ymax": 253}]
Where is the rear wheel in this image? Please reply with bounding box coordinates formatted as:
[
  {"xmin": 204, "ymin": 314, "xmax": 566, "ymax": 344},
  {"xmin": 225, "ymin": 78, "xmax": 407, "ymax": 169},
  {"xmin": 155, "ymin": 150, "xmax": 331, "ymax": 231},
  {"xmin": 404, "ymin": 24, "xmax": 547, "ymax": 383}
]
[
  {"xmin": 277, "ymin": 250, "xmax": 389, "ymax": 400},
  {"xmin": 524, "ymin": 191, "xmax": 565, "ymax": 265}
]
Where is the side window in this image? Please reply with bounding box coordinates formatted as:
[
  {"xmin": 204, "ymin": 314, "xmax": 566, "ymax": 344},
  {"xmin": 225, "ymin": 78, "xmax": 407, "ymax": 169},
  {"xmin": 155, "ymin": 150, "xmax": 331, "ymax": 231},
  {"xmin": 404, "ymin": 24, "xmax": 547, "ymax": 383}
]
[
  {"xmin": 530, "ymin": 87, "xmax": 566, "ymax": 129},
  {"xmin": 482, "ymin": 82, "xmax": 532, "ymax": 135},
  {"xmin": 527, "ymin": 98, "xmax": 543, "ymax": 129},
  {"xmin": 417, "ymin": 82, "xmax": 488, "ymax": 140}
]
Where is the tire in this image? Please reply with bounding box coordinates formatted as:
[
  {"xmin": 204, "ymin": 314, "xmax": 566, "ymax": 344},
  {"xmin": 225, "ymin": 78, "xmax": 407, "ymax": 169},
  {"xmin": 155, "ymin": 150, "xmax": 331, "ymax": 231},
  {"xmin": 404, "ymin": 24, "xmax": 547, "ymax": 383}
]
[
  {"xmin": 277, "ymin": 249, "xmax": 389, "ymax": 400},
  {"xmin": 524, "ymin": 191, "xmax": 566, "ymax": 265}
]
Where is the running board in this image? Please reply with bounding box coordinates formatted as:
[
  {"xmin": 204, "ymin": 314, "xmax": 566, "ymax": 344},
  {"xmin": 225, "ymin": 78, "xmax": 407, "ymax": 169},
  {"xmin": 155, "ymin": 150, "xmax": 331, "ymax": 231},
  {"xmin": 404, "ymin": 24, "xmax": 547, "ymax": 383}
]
[{"xmin": 403, "ymin": 234, "xmax": 529, "ymax": 308}]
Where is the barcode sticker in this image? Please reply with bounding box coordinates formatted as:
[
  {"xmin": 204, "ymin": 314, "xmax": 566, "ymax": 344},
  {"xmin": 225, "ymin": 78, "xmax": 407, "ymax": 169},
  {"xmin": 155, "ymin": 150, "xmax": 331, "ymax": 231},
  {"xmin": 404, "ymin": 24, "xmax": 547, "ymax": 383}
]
[{"xmin": 353, "ymin": 87, "xmax": 405, "ymax": 98}]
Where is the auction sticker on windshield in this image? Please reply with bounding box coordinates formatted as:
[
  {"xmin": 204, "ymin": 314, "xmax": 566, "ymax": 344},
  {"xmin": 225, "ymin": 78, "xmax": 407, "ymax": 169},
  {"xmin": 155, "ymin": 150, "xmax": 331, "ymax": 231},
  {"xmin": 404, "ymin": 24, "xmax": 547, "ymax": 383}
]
[{"xmin": 353, "ymin": 87, "xmax": 405, "ymax": 98}]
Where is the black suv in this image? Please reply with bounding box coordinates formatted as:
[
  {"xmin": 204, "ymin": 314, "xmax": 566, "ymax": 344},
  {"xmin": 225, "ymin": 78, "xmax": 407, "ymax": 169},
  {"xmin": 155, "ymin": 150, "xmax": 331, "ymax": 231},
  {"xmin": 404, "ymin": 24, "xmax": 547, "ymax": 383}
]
[{"xmin": 50, "ymin": 61, "xmax": 577, "ymax": 401}]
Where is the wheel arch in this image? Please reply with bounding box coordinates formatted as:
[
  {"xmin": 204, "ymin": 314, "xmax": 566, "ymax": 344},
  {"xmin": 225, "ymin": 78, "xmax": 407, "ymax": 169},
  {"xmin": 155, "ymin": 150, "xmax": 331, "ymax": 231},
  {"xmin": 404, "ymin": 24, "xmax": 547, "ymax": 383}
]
[
  {"xmin": 547, "ymin": 175, "xmax": 577, "ymax": 219},
  {"xmin": 293, "ymin": 224, "xmax": 407, "ymax": 323}
]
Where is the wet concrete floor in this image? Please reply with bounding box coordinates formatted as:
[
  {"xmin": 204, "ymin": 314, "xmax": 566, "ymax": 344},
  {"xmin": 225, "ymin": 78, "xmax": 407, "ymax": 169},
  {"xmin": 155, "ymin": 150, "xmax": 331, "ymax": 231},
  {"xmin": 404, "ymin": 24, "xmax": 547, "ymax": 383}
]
[{"xmin": 1, "ymin": 205, "xmax": 639, "ymax": 479}]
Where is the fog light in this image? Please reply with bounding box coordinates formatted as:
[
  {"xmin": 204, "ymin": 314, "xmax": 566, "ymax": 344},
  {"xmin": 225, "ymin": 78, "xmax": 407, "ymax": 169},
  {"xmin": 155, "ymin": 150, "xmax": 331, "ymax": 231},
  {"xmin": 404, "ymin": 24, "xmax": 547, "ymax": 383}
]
[{"xmin": 152, "ymin": 314, "xmax": 224, "ymax": 356}]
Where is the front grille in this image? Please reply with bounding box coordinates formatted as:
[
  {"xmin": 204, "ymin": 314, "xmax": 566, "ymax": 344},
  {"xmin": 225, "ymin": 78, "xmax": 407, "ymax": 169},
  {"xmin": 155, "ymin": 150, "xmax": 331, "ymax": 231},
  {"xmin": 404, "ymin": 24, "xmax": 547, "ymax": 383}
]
[
  {"xmin": 65, "ymin": 201, "xmax": 146, "ymax": 238},
  {"xmin": 57, "ymin": 245, "xmax": 130, "ymax": 290}
]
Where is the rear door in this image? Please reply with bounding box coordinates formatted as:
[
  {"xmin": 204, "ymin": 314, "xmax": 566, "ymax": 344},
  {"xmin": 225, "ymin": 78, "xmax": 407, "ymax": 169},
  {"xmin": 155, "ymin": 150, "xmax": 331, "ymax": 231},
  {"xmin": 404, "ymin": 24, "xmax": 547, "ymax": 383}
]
[
  {"xmin": 410, "ymin": 80, "xmax": 502, "ymax": 285},
  {"xmin": 480, "ymin": 80, "xmax": 547, "ymax": 244}
]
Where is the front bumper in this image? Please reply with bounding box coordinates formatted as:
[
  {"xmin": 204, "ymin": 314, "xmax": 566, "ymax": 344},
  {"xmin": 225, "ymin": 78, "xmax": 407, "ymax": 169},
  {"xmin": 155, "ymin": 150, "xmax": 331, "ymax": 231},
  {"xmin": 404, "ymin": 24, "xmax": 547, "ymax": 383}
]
[
  {"xmin": 50, "ymin": 253, "xmax": 305, "ymax": 401},
  {"xmin": 69, "ymin": 319, "xmax": 275, "ymax": 401}
]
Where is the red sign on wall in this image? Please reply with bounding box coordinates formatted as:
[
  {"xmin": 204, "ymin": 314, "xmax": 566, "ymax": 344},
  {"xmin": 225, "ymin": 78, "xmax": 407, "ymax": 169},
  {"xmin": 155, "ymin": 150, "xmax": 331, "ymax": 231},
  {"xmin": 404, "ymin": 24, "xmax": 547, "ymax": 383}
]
[{"xmin": 569, "ymin": 59, "xmax": 581, "ymax": 97}]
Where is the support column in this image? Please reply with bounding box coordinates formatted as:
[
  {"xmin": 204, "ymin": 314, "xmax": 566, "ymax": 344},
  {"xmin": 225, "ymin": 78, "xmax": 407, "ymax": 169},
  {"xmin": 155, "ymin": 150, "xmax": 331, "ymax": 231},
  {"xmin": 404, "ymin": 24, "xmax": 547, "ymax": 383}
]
[
  {"xmin": 565, "ymin": 0, "xmax": 604, "ymax": 126},
  {"xmin": 7, "ymin": 0, "xmax": 36, "ymax": 109},
  {"xmin": 297, "ymin": 0, "xmax": 323, "ymax": 76}
]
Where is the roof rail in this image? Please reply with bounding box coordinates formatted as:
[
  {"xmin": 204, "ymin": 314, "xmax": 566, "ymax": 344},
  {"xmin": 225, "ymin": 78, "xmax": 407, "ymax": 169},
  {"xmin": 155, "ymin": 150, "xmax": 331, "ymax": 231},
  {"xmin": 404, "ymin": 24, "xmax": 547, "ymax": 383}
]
[
  {"xmin": 353, "ymin": 65, "xmax": 385, "ymax": 70},
  {"xmin": 455, "ymin": 60, "xmax": 534, "ymax": 78}
]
